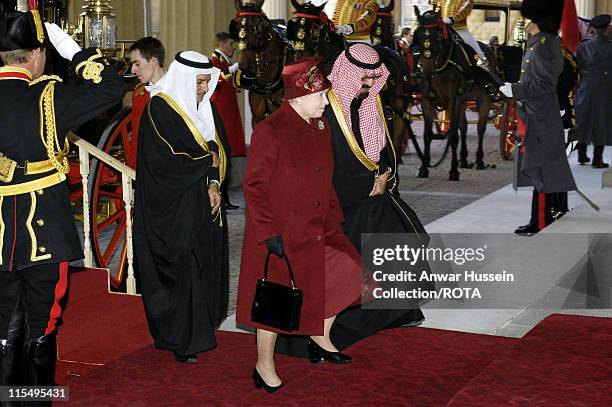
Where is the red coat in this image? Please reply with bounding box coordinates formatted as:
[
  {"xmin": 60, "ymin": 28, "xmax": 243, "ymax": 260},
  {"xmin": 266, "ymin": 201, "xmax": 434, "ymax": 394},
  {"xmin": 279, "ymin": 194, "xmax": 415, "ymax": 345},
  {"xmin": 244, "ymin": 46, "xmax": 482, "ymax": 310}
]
[
  {"xmin": 236, "ymin": 102, "xmax": 361, "ymax": 335},
  {"xmin": 210, "ymin": 51, "xmax": 246, "ymax": 157}
]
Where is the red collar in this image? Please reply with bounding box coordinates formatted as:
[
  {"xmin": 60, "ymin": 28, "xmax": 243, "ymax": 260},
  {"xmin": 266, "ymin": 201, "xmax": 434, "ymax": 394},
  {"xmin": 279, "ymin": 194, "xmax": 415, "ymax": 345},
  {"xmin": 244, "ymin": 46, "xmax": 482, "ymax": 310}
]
[{"xmin": 0, "ymin": 67, "xmax": 33, "ymax": 82}]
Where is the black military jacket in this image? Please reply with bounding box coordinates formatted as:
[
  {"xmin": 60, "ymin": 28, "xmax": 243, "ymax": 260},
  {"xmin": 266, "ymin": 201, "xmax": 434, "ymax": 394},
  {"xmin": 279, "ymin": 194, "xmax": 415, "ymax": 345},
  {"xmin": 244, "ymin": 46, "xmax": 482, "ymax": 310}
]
[
  {"xmin": 0, "ymin": 48, "xmax": 126, "ymax": 271},
  {"xmin": 511, "ymin": 32, "xmax": 576, "ymax": 193}
]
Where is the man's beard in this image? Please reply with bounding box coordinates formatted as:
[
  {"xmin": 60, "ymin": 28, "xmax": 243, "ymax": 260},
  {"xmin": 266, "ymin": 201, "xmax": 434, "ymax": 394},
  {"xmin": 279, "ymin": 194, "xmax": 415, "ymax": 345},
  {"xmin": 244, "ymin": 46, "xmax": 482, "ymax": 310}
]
[{"xmin": 357, "ymin": 86, "xmax": 371, "ymax": 100}]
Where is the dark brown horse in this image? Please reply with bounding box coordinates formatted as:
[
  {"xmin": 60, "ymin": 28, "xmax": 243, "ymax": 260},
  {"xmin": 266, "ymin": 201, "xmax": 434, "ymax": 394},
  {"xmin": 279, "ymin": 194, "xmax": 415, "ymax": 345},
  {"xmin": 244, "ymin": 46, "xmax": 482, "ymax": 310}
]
[
  {"xmin": 286, "ymin": 0, "xmax": 344, "ymax": 73},
  {"xmin": 370, "ymin": 0, "xmax": 420, "ymax": 164},
  {"xmin": 371, "ymin": 0, "xmax": 396, "ymax": 49},
  {"xmin": 413, "ymin": 7, "xmax": 492, "ymax": 180},
  {"xmin": 232, "ymin": 0, "xmax": 286, "ymax": 126}
]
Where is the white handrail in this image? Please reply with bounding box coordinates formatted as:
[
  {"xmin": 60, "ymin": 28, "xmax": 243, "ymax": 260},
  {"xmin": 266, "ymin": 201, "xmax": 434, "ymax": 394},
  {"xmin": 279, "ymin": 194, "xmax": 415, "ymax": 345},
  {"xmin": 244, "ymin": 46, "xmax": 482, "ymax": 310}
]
[
  {"xmin": 69, "ymin": 131, "xmax": 137, "ymax": 294},
  {"xmin": 68, "ymin": 132, "xmax": 136, "ymax": 180}
]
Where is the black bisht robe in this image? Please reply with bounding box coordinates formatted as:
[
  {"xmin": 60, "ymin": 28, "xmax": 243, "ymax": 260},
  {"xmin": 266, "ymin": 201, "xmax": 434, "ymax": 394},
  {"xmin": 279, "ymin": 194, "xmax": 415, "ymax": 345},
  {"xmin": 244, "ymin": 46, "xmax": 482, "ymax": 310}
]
[
  {"xmin": 275, "ymin": 98, "xmax": 430, "ymax": 357},
  {"xmin": 134, "ymin": 96, "xmax": 229, "ymax": 356}
]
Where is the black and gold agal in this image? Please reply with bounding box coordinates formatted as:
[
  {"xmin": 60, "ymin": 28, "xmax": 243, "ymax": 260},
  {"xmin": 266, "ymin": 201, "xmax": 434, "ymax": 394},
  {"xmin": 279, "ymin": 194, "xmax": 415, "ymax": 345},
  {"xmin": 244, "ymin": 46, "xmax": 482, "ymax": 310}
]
[{"xmin": 0, "ymin": 8, "xmax": 46, "ymax": 51}]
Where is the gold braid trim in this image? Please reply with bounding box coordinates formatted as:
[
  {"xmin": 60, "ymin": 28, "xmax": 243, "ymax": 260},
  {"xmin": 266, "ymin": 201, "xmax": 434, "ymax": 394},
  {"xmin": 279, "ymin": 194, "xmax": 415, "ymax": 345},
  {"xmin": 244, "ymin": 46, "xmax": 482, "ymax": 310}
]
[
  {"xmin": 156, "ymin": 93, "xmax": 211, "ymax": 153},
  {"xmin": 40, "ymin": 82, "xmax": 70, "ymax": 174},
  {"xmin": 31, "ymin": 10, "xmax": 45, "ymax": 44},
  {"xmin": 146, "ymin": 102, "xmax": 211, "ymax": 160},
  {"xmin": 75, "ymin": 49, "xmax": 105, "ymax": 84},
  {"xmin": 29, "ymin": 75, "xmax": 63, "ymax": 86},
  {"xmin": 327, "ymin": 89, "xmax": 378, "ymax": 172},
  {"xmin": 376, "ymin": 95, "xmax": 397, "ymax": 192},
  {"xmin": 215, "ymin": 131, "xmax": 227, "ymax": 184}
]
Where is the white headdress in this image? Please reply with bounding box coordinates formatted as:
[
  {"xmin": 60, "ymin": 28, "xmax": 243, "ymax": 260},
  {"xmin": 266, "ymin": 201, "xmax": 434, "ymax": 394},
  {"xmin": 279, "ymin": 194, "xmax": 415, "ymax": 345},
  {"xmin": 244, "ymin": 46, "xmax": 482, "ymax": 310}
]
[{"xmin": 150, "ymin": 51, "xmax": 220, "ymax": 142}]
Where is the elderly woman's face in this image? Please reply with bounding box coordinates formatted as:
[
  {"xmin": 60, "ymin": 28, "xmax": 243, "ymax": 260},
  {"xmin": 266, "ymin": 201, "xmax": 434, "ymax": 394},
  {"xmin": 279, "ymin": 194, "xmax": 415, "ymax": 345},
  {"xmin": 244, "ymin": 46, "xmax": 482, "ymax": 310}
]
[{"xmin": 296, "ymin": 89, "xmax": 329, "ymax": 119}]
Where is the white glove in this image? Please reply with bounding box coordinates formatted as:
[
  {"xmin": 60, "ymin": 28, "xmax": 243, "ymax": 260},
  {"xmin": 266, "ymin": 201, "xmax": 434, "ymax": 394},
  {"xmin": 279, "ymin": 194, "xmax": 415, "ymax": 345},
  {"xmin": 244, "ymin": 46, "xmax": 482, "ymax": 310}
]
[
  {"xmin": 229, "ymin": 62, "xmax": 239, "ymax": 74},
  {"xmin": 44, "ymin": 22, "xmax": 81, "ymax": 61},
  {"xmin": 443, "ymin": 17, "xmax": 453, "ymax": 25},
  {"xmin": 499, "ymin": 82, "xmax": 513, "ymax": 97},
  {"xmin": 335, "ymin": 24, "xmax": 354, "ymax": 36}
]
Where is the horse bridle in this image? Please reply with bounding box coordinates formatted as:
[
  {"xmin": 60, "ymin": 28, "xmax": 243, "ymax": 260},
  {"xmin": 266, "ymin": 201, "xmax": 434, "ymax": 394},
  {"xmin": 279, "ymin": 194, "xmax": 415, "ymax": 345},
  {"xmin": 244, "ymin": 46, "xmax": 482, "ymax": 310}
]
[
  {"xmin": 236, "ymin": 11, "xmax": 285, "ymax": 96},
  {"xmin": 418, "ymin": 19, "xmax": 474, "ymax": 78}
]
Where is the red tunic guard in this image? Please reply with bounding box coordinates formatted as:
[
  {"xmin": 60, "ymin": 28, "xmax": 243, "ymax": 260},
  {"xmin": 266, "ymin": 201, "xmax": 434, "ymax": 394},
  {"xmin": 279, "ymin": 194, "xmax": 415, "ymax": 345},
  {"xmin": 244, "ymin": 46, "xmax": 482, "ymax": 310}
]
[{"xmin": 210, "ymin": 51, "xmax": 246, "ymax": 157}]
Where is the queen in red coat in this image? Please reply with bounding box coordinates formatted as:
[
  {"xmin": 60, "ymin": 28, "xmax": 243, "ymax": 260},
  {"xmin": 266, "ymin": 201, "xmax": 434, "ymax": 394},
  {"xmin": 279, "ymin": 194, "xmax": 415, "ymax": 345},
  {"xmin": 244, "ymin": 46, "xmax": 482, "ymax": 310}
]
[{"xmin": 236, "ymin": 58, "xmax": 362, "ymax": 393}]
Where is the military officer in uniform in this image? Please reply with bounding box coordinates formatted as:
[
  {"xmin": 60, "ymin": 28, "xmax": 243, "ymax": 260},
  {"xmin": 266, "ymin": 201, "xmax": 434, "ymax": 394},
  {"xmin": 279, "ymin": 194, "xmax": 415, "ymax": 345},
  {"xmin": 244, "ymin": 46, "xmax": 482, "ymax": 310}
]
[
  {"xmin": 499, "ymin": 0, "xmax": 576, "ymax": 235},
  {"xmin": 574, "ymin": 14, "xmax": 612, "ymax": 168},
  {"xmin": 329, "ymin": 0, "xmax": 379, "ymax": 43},
  {"xmin": 0, "ymin": 7, "xmax": 125, "ymax": 393}
]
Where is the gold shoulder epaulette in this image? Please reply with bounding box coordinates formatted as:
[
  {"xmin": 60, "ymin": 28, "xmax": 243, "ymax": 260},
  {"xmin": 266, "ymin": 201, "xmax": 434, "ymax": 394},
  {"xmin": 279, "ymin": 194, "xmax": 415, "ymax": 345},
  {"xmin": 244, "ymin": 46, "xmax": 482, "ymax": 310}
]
[{"xmin": 28, "ymin": 75, "xmax": 63, "ymax": 86}]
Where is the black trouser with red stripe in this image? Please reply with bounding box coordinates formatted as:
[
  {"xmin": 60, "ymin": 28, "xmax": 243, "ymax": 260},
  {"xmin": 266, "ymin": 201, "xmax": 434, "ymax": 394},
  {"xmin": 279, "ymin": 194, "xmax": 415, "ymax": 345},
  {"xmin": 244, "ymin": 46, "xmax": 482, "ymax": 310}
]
[
  {"xmin": 529, "ymin": 189, "xmax": 568, "ymax": 230},
  {"xmin": 0, "ymin": 262, "xmax": 68, "ymax": 339},
  {"xmin": 0, "ymin": 262, "xmax": 68, "ymax": 398}
]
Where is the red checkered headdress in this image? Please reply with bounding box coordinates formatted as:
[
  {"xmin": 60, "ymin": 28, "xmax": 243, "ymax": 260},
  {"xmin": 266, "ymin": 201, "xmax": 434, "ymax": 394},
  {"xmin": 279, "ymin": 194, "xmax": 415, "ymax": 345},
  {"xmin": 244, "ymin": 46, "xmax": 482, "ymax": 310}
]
[{"xmin": 328, "ymin": 43, "xmax": 390, "ymax": 162}]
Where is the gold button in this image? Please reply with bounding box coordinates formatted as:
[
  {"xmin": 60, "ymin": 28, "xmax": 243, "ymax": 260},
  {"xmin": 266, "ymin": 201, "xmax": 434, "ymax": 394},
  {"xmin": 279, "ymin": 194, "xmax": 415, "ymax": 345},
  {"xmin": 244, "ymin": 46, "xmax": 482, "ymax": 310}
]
[
  {"xmin": 38, "ymin": 246, "xmax": 46, "ymax": 253},
  {"xmin": 521, "ymin": 70, "xmax": 525, "ymax": 73},
  {"xmin": 36, "ymin": 219, "xmax": 45, "ymax": 227},
  {"xmin": 526, "ymin": 59, "xmax": 531, "ymax": 63},
  {"xmin": 36, "ymin": 189, "xmax": 44, "ymax": 196},
  {"xmin": 530, "ymin": 47, "xmax": 534, "ymax": 51}
]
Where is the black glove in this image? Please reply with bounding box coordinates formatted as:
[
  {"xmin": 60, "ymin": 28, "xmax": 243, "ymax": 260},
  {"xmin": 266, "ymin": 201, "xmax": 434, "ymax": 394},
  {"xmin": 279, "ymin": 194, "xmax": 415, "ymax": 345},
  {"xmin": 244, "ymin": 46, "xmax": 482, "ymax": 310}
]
[{"xmin": 265, "ymin": 236, "xmax": 285, "ymax": 258}]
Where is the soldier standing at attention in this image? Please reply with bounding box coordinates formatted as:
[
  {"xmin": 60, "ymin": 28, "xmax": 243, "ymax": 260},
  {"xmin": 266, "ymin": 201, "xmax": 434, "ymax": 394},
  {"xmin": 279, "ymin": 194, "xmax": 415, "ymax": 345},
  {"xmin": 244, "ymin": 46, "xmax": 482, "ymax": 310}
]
[
  {"xmin": 574, "ymin": 14, "xmax": 612, "ymax": 168},
  {"xmin": 0, "ymin": 6, "xmax": 125, "ymax": 392},
  {"xmin": 210, "ymin": 32, "xmax": 244, "ymax": 210},
  {"xmin": 498, "ymin": 0, "xmax": 577, "ymax": 235}
]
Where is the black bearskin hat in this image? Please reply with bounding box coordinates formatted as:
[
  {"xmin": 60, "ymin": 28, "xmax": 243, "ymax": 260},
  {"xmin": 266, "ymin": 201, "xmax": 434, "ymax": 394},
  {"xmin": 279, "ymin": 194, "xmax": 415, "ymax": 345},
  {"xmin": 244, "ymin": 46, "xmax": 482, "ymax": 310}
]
[{"xmin": 521, "ymin": 0, "xmax": 565, "ymax": 34}]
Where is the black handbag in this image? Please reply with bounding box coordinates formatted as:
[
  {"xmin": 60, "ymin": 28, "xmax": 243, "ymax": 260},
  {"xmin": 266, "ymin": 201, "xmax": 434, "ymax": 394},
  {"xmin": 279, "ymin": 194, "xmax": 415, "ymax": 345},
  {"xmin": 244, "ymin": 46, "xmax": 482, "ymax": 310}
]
[{"xmin": 251, "ymin": 252, "xmax": 303, "ymax": 332}]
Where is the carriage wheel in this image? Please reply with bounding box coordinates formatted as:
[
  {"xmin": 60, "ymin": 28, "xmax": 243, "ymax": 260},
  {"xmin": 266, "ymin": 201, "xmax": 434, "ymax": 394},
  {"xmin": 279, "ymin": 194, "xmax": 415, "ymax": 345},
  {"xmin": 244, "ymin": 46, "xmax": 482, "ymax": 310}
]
[
  {"xmin": 499, "ymin": 100, "xmax": 516, "ymax": 161},
  {"xmin": 87, "ymin": 107, "xmax": 137, "ymax": 291}
]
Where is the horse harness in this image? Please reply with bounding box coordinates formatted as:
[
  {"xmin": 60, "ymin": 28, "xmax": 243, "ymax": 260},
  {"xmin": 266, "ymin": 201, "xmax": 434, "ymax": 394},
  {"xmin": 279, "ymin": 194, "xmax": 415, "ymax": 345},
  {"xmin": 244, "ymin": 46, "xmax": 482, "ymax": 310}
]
[{"xmin": 236, "ymin": 10, "xmax": 286, "ymax": 113}]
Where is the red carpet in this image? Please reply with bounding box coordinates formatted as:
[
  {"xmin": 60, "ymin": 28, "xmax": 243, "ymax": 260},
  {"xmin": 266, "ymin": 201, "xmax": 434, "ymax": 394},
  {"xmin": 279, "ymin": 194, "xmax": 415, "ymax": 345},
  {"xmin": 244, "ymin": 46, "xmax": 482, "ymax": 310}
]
[
  {"xmin": 56, "ymin": 268, "xmax": 152, "ymax": 384},
  {"xmin": 447, "ymin": 314, "xmax": 612, "ymax": 406},
  {"xmin": 56, "ymin": 271, "xmax": 612, "ymax": 406},
  {"xmin": 65, "ymin": 328, "xmax": 514, "ymax": 406}
]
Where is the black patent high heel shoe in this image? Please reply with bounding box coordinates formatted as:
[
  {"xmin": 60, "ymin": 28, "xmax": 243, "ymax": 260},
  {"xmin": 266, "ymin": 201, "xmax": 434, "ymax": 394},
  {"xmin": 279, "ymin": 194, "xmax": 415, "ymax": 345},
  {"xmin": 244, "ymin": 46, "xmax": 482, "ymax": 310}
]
[
  {"xmin": 252, "ymin": 368, "xmax": 283, "ymax": 393},
  {"xmin": 307, "ymin": 339, "xmax": 352, "ymax": 364}
]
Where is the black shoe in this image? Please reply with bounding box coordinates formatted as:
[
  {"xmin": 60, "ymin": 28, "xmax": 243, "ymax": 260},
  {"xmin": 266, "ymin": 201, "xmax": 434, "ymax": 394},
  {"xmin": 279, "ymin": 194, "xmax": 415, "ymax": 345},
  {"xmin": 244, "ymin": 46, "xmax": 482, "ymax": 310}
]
[
  {"xmin": 307, "ymin": 340, "xmax": 352, "ymax": 364},
  {"xmin": 578, "ymin": 155, "xmax": 590, "ymax": 165},
  {"xmin": 592, "ymin": 161, "xmax": 610, "ymax": 169},
  {"xmin": 174, "ymin": 352, "xmax": 197, "ymax": 363},
  {"xmin": 514, "ymin": 224, "xmax": 540, "ymax": 235},
  {"xmin": 224, "ymin": 202, "xmax": 240, "ymax": 210},
  {"xmin": 24, "ymin": 334, "xmax": 57, "ymax": 387},
  {"xmin": 252, "ymin": 368, "xmax": 283, "ymax": 393}
]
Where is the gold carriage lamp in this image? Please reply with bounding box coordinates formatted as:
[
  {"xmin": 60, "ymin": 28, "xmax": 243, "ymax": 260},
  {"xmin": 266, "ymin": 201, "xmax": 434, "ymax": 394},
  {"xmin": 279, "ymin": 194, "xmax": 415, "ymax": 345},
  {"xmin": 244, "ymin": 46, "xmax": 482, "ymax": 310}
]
[{"xmin": 80, "ymin": 0, "xmax": 117, "ymax": 57}]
